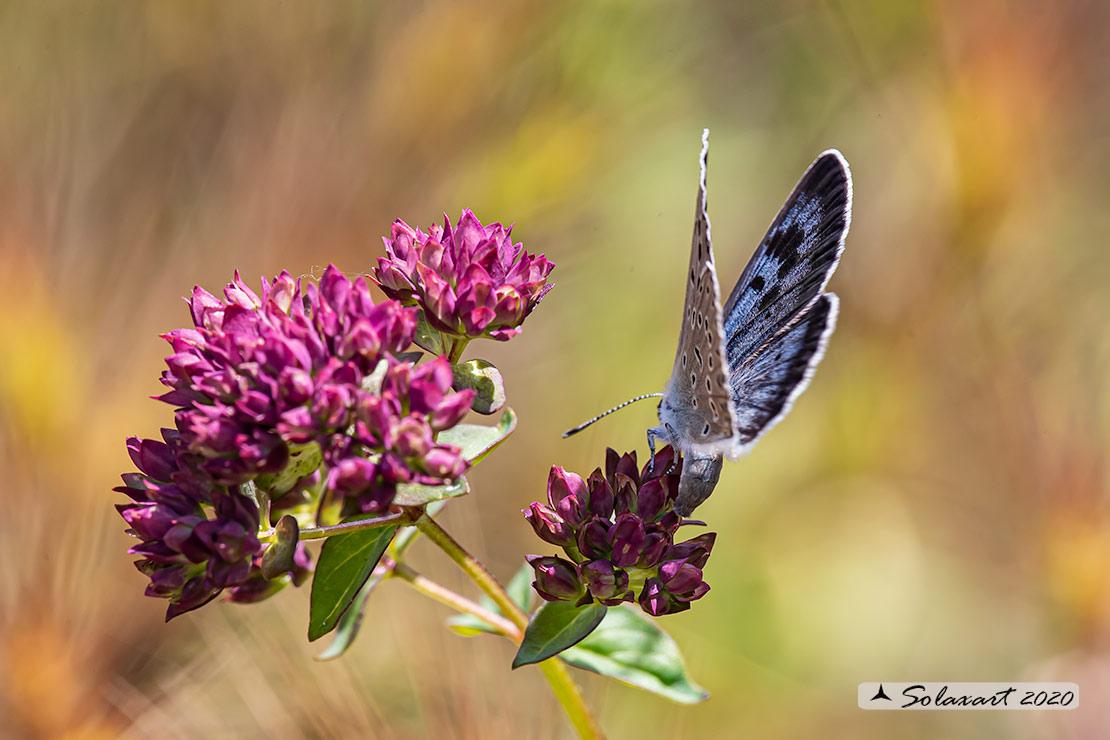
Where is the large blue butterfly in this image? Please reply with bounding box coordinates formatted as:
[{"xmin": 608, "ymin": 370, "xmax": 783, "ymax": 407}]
[{"xmin": 566, "ymin": 131, "xmax": 852, "ymax": 516}]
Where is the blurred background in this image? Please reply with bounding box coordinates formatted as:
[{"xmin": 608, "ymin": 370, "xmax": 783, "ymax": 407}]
[{"xmin": 1, "ymin": 1, "xmax": 1108, "ymax": 738}]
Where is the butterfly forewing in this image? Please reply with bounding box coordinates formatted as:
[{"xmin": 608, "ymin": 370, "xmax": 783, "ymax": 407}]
[
  {"xmin": 663, "ymin": 130, "xmax": 739, "ymax": 454},
  {"xmin": 722, "ymin": 150, "xmax": 851, "ymax": 449},
  {"xmin": 722, "ymin": 151, "xmax": 851, "ymax": 365}
]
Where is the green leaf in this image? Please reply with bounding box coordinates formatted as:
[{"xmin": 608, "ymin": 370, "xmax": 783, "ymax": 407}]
[
  {"xmin": 413, "ymin": 310, "xmax": 446, "ymax": 355},
  {"xmin": 451, "ymin": 359, "xmax": 506, "ymax": 415},
  {"xmin": 393, "ymin": 476, "xmax": 469, "ymax": 507},
  {"xmin": 437, "ymin": 407, "xmax": 517, "ymax": 464},
  {"xmin": 260, "ymin": 515, "xmax": 299, "ymax": 580},
  {"xmin": 446, "ymin": 560, "xmax": 534, "ymax": 637},
  {"xmin": 308, "ymin": 522, "xmax": 398, "ymax": 641},
  {"xmin": 315, "ymin": 566, "xmax": 387, "ymax": 660},
  {"xmin": 560, "ymin": 606, "xmax": 709, "ymax": 704},
  {"xmin": 512, "ymin": 601, "xmax": 607, "ymax": 669},
  {"xmin": 317, "ymin": 501, "xmax": 449, "ymax": 661},
  {"xmin": 254, "ymin": 442, "xmax": 323, "ymax": 499}
]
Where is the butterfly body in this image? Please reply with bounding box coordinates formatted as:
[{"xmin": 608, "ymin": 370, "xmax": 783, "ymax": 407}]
[{"xmin": 654, "ymin": 130, "xmax": 852, "ymax": 515}]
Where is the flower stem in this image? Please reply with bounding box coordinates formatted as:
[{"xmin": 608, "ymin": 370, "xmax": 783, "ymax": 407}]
[
  {"xmin": 390, "ymin": 559, "xmax": 520, "ymax": 639},
  {"xmin": 259, "ymin": 510, "xmax": 416, "ymax": 543},
  {"xmin": 414, "ymin": 513, "xmax": 605, "ymax": 740},
  {"xmin": 446, "ymin": 337, "xmax": 470, "ymax": 364}
]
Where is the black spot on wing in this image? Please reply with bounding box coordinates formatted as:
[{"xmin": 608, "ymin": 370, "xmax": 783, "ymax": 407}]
[
  {"xmin": 749, "ymin": 275, "xmax": 765, "ymax": 293},
  {"xmin": 765, "ymin": 224, "xmax": 803, "ymax": 264},
  {"xmin": 756, "ymin": 284, "xmax": 781, "ymax": 313}
]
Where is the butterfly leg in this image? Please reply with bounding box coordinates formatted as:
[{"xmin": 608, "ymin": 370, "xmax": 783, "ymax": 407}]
[
  {"xmin": 646, "ymin": 426, "xmax": 668, "ymax": 474},
  {"xmin": 662, "ymin": 423, "xmax": 679, "ymax": 475}
]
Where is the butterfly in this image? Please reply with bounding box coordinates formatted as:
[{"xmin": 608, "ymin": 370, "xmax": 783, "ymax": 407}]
[{"xmin": 566, "ymin": 129, "xmax": 852, "ymax": 516}]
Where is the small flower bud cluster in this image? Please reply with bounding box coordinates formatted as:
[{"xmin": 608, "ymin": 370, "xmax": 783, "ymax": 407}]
[
  {"xmin": 117, "ymin": 433, "xmax": 311, "ymax": 619},
  {"xmin": 373, "ymin": 210, "xmax": 554, "ymax": 342},
  {"xmin": 524, "ymin": 447, "xmax": 715, "ymax": 616}
]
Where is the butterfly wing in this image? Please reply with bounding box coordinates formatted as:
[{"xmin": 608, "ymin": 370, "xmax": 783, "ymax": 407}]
[
  {"xmin": 729, "ymin": 293, "xmax": 838, "ymax": 444},
  {"xmin": 724, "ymin": 150, "xmax": 852, "ymax": 447},
  {"xmin": 658, "ymin": 129, "xmax": 740, "ymax": 457}
]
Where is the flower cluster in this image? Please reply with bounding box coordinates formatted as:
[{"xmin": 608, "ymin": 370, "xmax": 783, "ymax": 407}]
[
  {"xmin": 116, "ymin": 433, "xmax": 310, "ymax": 619},
  {"xmin": 524, "ymin": 447, "xmax": 715, "ymax": 616},
  {"xmin": 119, "ymin": 266, "xmax": 478, "ymax": 618},
  {"xmin": 373, "ymin": 210, "xmax": 555, "ymax": 344},
  {"xmin": 159, "ymin": 267, "xmax": 473, "ymax": 514}
]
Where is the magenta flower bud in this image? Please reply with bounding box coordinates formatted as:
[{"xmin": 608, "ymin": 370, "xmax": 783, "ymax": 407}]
[
  {"xmin": 548, "ymin": 467, "xmax": 588, "ymax": 526},
  {"xmin": 609, "ymin": 512, "xmax": 647, "ymax": 569},
  {"xmin": 206, "ymin": 556, "xmax": 253, "ymax": 588},
  {"xmin": 659, "ymin": 559, "xmax": 710, "ymax": 603},
  {"xmin": 638, "ymin": 532, "xmax": 669, "ymax": 568},
  {"xmin": 526, "ymin": 555, "xmax": 584, "ymax": 602},
  {"xmin": 524, "ymin": 503, "xmax": 573, "ymax": 547},
  {"xmin": 430, "ymin": 390, "xmax": 474, "ymax": 432},
  {"xmin": 313, "ymin": 383, "xmax": 356, "ymax": 430},
  {"xmin": 586, "ymin": 471, "xmax": 614, "ymax": 519},
  {"xmin": 635, "ymin": 479, "xmax": 666, "ymax": 521},
  {"xmin": 327, "ymin": 457, "xmax": 378, "ymax": 497},
  {"xmin": 606, "ymin": 449, "xmax": 641, "ymax": 487},
  {"xmin": 576, "ymin": 517, "xmax": 611, "ymax": 560},
  {"xmin": 163, "ymin": 518, "xmax": 210, "ymax": 562},
  {"xmin": 277, "ymin": 367, "xmax": 314, "ymax": 406},
  {"xmin": 422, "ymin": 446, "xmax": 467, "ymax": 479},
  {"xmin": 638, "ymin": 577, "xmax": 671, "ymax": 617},
  {"xmin": 120, "ymin": 503, "xmax": 179, "ymax": 543},
  {"xmin": 491, "ymin": 285, "xmax": 524, "ymax": 325},
  {"xmin": 143, "ymin": 564, "xmax": 187, "ymax": 597},
  {"xmin": 127, "ymin": 437, "xmax": 178, "ymax": 483},
  {"xmin": 666, "ymin": 533, "xmax": 716, "ymax": 569},
  {"xmin": 225, "ymin": 575, "xmax": 287, "ymax": 604},
  {"xmin": 580, "ymin": 559, "xmax": 632, "ymax": 606},
  {"xmin": 388, "ymin": 416, "xmax": 434, "ymax": 458},
  {"xmin": 189, "ymin": 286, "xmax": 225, "ymax": 329},
  {"xmin": 165, "ymin": 575, "xmax": 222, "ymax": 620},
  {"xmin": 372, "ymin": 210, "xmax": 554, "ymax": 342}
]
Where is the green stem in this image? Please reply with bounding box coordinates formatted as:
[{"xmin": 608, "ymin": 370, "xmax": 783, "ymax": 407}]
[
  {"xmin": 446, "ymin": 337, "xmax": 470, "ymax": 364},
  {"xmin": 259, "ymin": 510, "xmax": 416, "ymax": 543},
  {"xmin": 414, "ymin": 513, "xmax": 605, "ymax": 740},
  {"xmin": 390, "ymin": 559, "xmax": 520, "ymax": 639}
]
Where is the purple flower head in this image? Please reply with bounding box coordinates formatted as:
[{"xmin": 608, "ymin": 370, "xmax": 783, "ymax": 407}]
[
  {"xmin": 373, "ymin": 210, "xmax": 555, "ymax": 342},
  {"xmin": 119, "ymin": 266, "xmax": 479, "ymax": 617},
  {"xmin": 523, "ymin": 446, "xmax": 715, "ymax": 617},
  {"xmin": 159, "ymin": 267, "xmax": 417, "ymax": 485},
  {"xmin": 526, "ymin": 555, "xmax": 585, "ymax": 603}
]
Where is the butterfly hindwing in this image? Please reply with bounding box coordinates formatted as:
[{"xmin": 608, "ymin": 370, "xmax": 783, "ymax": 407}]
[
  {"xmin": 722, "ymin": 151, "xmax": 851, "ymax": 367},
  {"xmin": 729, "ymin": 293, "xmax": 838, "ymax": 444}
]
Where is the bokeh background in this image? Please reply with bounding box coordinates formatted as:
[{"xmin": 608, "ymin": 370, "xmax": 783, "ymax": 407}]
[{"xmin": 1, "ymin": 1, "xmax": 1108, "ymax": 738}]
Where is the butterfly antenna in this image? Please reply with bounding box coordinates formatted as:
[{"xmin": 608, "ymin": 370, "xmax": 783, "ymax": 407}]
[{"xmin": 562, "ymin": 393, "xmax": 665, "ymax": 438}]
